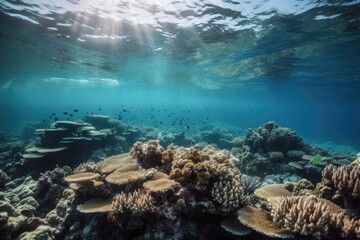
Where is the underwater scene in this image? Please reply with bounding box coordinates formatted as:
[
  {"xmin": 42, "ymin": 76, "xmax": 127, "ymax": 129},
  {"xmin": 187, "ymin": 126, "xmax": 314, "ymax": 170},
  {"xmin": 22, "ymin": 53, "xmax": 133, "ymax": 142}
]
[{"xmin": 0, "ymin": 0, "xmax": 360, "ymax": 239}]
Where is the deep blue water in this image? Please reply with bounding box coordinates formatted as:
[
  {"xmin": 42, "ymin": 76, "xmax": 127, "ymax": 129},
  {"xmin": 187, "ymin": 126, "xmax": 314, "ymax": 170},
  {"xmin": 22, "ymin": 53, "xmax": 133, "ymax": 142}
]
[{"xmin": 0, "ymin": 0, "xmax": 360, "ymax": 150}]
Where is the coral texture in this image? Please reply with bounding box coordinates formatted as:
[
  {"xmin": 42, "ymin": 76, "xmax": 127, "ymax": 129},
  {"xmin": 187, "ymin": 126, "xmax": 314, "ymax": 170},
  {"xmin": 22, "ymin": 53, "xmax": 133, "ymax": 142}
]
[
  {"xmin": 316, "ymin": 164, "xmax": 360, "ymax": 208},
  {"xmin": 111, "ymin": 189, "xmax": 154, "ymax": 216},
  {"xmin": 270, "ymin": 195, "xmax": 330, "ymax": 239},
  {"xmin": 211, "ymin": 168, "xmax": 243, "ymax": 210},
  {"xmin": 330, "ymin": 211, "xmax": 360, "ymax": 239},
  {"xmin": 131, "ymin": 140, "xmax": 164, "ymax": 168}
]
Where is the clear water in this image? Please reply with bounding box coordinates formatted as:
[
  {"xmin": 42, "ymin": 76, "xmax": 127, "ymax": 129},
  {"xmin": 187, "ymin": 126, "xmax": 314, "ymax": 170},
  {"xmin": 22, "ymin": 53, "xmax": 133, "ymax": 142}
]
[{"xmin": 0, "ymin": 0, "xmax": 360, "ymax": 149}]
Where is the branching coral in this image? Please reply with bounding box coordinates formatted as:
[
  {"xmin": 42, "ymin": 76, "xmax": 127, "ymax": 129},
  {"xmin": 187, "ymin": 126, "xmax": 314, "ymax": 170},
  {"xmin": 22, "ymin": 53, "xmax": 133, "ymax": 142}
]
[
  {"xmin": 111, "ymin": 189, "xmax": 154, "ymax": 216},
  {"xmin": 74, "ymin": 161, "xmax": 104, "ymax": 174},
  {"xmin": 330, "ymin": 211, "xmax": 360, "ymax": 239},
  {"xmin": 270, "ymin": 195, "xmax": 330, "ymax": 239},
  {"xmin": 316, "ymin": 164, "xmax": 360, "ymax": 207},
  {"xmin": 131, "ymin": 140, "xmax": 164, "ymax": 168}
]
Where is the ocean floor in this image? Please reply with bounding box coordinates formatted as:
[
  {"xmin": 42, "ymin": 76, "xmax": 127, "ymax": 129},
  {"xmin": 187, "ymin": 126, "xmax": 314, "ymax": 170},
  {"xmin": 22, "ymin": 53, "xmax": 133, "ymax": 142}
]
[{"xmin": 0, "ymin": 116, "xmax": 359, "ymax": 240}]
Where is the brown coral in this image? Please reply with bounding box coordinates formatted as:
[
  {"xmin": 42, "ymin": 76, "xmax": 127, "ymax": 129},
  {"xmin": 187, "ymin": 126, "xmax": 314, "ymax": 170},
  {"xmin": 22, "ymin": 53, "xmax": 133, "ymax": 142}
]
[
  {"xmin": 130, "ymin": 140, "xmax": 164, "ymax": 168},
  {"xmin": 316, "ymin": 164, "xmax": 360, "ymax": 207},
  {"xmin": 64, "ymin": 172, "xmax": 100, "ymax": 183},
  {"xmin": 269, "ymin": 195, "xmax": 330, "ymax": 239},
  {"xmin": 111, "ymin": 189, "xmax": 154, "ymax": 216},
  {"xmin": 169, "ymin": 145, "xmax": 241, "ymax": 195},
  {"xmin": 330, "ymin": 211, "xmax": 360, "ymax": 239},
  {"xmin": 237, "ymin": 205, "xmax": 292, "ymax": 238},
  {"xmin": 143, "ymin": 178, "xmax": 180, "ymax": 194},
  {"xmin": 254, "ymin": 184, "xmax": 292, "ymax": 200},
  {"xmin": 76, "ymin": 198, "xmax": 112, "ymax": 213},
  {"xmin": 105, "ymin": 170, "xmax": 149, "ymax": 186}
]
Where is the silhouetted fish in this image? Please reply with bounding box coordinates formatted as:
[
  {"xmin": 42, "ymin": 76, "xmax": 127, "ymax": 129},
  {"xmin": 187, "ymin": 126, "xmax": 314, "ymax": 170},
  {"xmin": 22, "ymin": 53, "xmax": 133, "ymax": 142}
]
[
  {"xmin": 69, "ymin": 114, "xmax": 73, "ymax": 117},
  {"xmin": 74, "ymin": 109, "xmax": 78, "ymax": 112},
  {"xmin": 63, "ymin": 112, "xmax": 68, "ymax": 115},
  {"xmin": 98, "ymin": 108, "xmax": 102, "ymax": 111},
  {"xmin": 186, "ymin": 125, "xmax": 190, "ymax": 129},
  {"xmin": 51, "ymin": 113, "xmax": 56, "ymax": 116}
]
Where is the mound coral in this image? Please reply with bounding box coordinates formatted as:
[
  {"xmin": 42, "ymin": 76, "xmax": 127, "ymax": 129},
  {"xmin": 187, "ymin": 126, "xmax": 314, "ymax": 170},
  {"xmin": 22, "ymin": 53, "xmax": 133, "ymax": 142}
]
[
  {"xmin": 270, "ymin": 195, "xmax": 330, "ymax": 239},
  {"xmin": 131, "ymin": 140, "xmax": 164, "ymax": 168},
  {"xmin": 211, "ymin": 168, "xmax": 243, "ymax": 210}
]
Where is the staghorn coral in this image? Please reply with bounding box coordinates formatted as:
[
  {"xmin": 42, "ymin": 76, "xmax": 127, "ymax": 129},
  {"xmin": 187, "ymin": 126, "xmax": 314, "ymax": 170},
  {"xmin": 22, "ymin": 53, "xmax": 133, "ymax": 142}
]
[
  {"xmin": 315, "ymin": 164, "xmax": 360, "ymax": 208},
  {"xmin": 270, "ymin": 195, "xmax": 330, "ymax": 239},
  {"xmin": 74, "ymin": 161, "xmax": 104, "ymax": 174},
  {"xmin": 330, "ymin": 211, "xmax": 360, "ymax": 239},
  {"xmin": 131, "ymin": 140, "xmax": 164, "ymax": 168},
  {"xmin": 111, "ymin": 189, "xmax": 154, "ymax": 216}
]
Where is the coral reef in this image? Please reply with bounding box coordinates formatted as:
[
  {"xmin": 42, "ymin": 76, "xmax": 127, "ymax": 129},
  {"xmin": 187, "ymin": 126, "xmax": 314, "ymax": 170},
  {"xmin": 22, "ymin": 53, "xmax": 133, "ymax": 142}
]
[{"xmin": 2, "ymin": 120, "xmax": 359, "ymax": 240}]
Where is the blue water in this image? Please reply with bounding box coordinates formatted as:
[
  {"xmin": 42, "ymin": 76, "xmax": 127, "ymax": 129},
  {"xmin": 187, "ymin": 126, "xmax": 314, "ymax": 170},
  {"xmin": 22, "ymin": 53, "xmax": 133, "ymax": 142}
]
[{"xmin": 0, "ymin": 0, "xmax": 360, "ymax": 149}]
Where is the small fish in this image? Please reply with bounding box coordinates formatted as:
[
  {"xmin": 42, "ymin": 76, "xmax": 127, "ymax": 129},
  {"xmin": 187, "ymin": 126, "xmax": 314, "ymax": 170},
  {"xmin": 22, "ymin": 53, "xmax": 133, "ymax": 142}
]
[
  {"xmin": 54, "ymin": 117, "xmax": 59, "ymax": 121},
  {"xmin": 73, "ymin": 109, "xmax": 78, "ymax": 112},
  {"xmin": 51, "ymin": 113, "xmax": 56, "ymax": 116},
  {"xmin": 159, "ymin": 121, "xmax": 163, "ymax": 124},
  {"xmin": 179, "ymin": 122, "xmax": 182, "ymax": 125},
  {"xmin": 98, "ymin": 108, "xmax": 102, "ymax": 111},
  {"xmin": 63, "ymin": 112, "xmax": 68, "ymax": 115},
  {"xmin": 186, "ymin": 125, "xmax": 190, "ymax": 129},
  {"xmin": 69, "ymin": 114, "xmax": 73, "ymax": 117}
]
